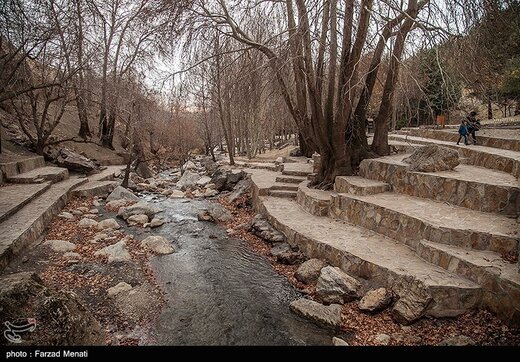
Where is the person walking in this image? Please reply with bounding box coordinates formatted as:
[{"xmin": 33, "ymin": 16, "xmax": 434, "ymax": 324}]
[
  {"xmin": 466, "ymin": 111, "xmax": 481, "ymax": 144},
  {"xmin": 457, "ymin": 120, "xmax": 469, "ymax": 145}
]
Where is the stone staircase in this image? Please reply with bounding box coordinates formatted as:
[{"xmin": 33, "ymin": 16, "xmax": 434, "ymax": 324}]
[
  {"xmin": 0, "ymin": 153, "xmax": 124, "ymax": 271},
  {"xmin": 248, "ymin": 128, "xmax": 520, "ymax": 326}
]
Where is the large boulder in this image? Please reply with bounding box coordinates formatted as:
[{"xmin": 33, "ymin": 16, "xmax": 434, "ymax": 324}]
[
  {"xmin": 227, "ymin": 178, "xmax": 252, "ymax": 203},
  {"xmin": 117, "ymin": 201, "xmax": 162, "ymax": 220},
  {"xmin": 250, "ymin": 214, "xmax": 285, "ymax": 243},
  {"xmin": 107, "ymin": 186, "xmax": 140, "ymax": 202},
  {"xmin": 391, "ymin": 284, "xmax": 432, "ymax": 325},
  {"xmin": 176, "ymin": 171, "xmax": 201, "ymax": 191},
  {"xmin": 316, "ymin": 266, "xmax": 362, "ymax": 304},
  {"xmin": 141, "ymin": 236, "xmax": 175, "ymax": 255},
  {"xmin": 289, "ymin": 298, "xmax": 342, "ymax": 329},
  {"xmin": 295, "ymin": 259, "xmax": 328, "ymax": 284},
  {"xmin": 403, "ymin": 144, "xmax": 460, "ymax": 172},
  {"xmin": 0, "ymin": 272, "xmax": 105, "ymax": 345},
  {"xmin": 359, "ymin": 288, "xmax": 393, "ymax": 313},
  {"xmin": 50, "ymin": 148, "xmax": 99, "ymax": 174},
  {"xmin": 210, "ymin": 170, "xmax": 228, "ymax": 191}
]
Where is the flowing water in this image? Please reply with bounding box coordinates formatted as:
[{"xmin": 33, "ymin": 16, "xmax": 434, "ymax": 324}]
[{"xmin": 141, "ymin": 196, "xmax": 334, "ymax": 345}]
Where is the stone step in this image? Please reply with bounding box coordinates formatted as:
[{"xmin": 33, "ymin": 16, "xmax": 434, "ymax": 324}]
[
  {"xmin": 397, "ymin": 128, "xmax": 520, "ymax": 152},
  {"xmin": 329, "ymin": 192, "xmax": 518, "ymax": 256},
  {"xmin": 72, "ymin": 180, "xmax": 119, "ymax": 198},
  {"xmin": 270, "ymin": 183, "xmax": 299, "ymax": 192},
  {"xmin": 0, "ymin": 177, "xmax": 88, "ymax": 271},
  {"xmin": 268, "ymin": 190, "xmax": 297, "ymax": 199},
  {"xmin": 235, "ymin": 160, "xmax": 280, "ymax": 171},
  {"xmin": 256, "ymin": 196, "xmax": 481, "ymax": 319},
  {"xmin": 282, "ymin": 162, "xmax": 313, "ymax": 177},
  {"xmin": 388, "ymin": 134, "xmax": 520, "ymax": 178},
  {"xmin": 296, "ymin": 182, "xmax": 332, "ymax": 216},
  {"xmin": 89, "ymin": 165, "xmax": 125, "ymax": 181},
  {"xmin": 6, "ymin": 166, "xmax": 69, "ymax": 184},
  {"xmin": 417, "ymin": 240, "xmax": 520, "ymax": 325},
  {"xmin": 334, "ymin": 176, "xmax": 390, "ymax": 196},
  {"xmin": 0, "ymin": 182, "xmax": 52, "ymax": 223},
  {"xmin": 359, "ymin": 154, "xmax": 520, "ymax": 216},
  {"xmin": 0, "ymin": 155, "xmax": 45, "ymax": 179},
  {"xmin": 275, "ymin": 175, "xmax": 307, "ymax": 184}
]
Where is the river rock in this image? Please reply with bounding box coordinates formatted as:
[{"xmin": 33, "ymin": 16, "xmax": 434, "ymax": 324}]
[
  {"xmin": 0, "ymin": 272, "xmax": 105, "ymax": 345},
  {"xmin": 118, "ymin": 201, "xmax": 161, "ymax": 220},
  {"xmin": 169, "ymin": 190, "xmax": 186, "ymax": 198},
  {"xmin": 92, "ymin": 233, "xmax": 108, "ymax": 243},
  {"xmin": 316, "ymin": 266, "xmax": 362, "ymax": 304},
  {"xmin": 97, "ymin": 218, "xmax": 120, "ymax": 230},
  {"xmin": 76, "ymin": 207, "xmax": 90, "ymax": 213},
  {"xmin": 196, "ymin": 176, "xmax": 212, "ymax": 187},
  {"xmin": 43, "ymin": 239, "xmax": 76, "ymax": 253},
  {"xmin": 161, "ymin": 189, "xmax": 173, "ymax": 196},
  {"xmin": 270, "ymin": 243, "xmax": 304, "ymax": 265},
  {"xmin": 250, "ymin": 214, "xmax": 285, "ymax": 243},
  {"xmin": 359, "ymin": 288, "xmax": 393, "ymax": 313},
  {"xmin": 95, "ymin": 241, "xmax": 131, "ymax": 263},
  {"xmin": 176, "ymin": 170, "xmax": 201, "ymax": 191},
  {"xmin": 127, "ymin": 214, "xmax": 149, "ymax": 226},
  {"xmin": 391, "ymin": 284, "xmax": 432, "ymax": 325},
  {"xmin": 289, "ymin": 298, "xmax": 342, "ymax": 329},
  {"xmin": 141, "ymin": 236, "xmax": 175, "ymax": 255},
  {"xmin": 89, "ymin": 208, "xmax": 99, "ymax": 214},
  {"xmin": 58, "ymin": 211, "xmax": 74, "ymax": 220},
  {"xmin": 437, "ymin": 335, "xmax": 475, "ymax": 346},
  {"xmin": 374, "ymin": 333, "xmax": 391, "ymax": 345},
  {"xmin": 106, "ymin": 199, "xmax": 129, "ymax": 211},
  {"xmin": 332, "ymin": 337, "xmax": 349, "ymax": 346},
  {"xmin": 71, "ymin": 209, "xmax": 83, "ymax": 216},
  {"xmin": 79, "ymin": 217, "xmax": 99, "ymax": 228},
  {"xmin": 227, "ymin": 178, "xmax": 252, "ymax": 203},
  {"xmin": 107, "ymin": 282, "xmax": 133, "ymax": 297},
  {"xmin": 403, "ymin": 144, "xmax": 460, "ymax": 172},
  {"xmin": 107, "ymin": 186, "xmax": 140, "ymax": 202},
  {"xmin": 295, "ymin": 259, "xmax": 328, "ymax": 284},
  {"xmin": 149, "ymin": 218, "xmax": 165, "ymax": 228},
  {"xmin": 197, "ymin": 204, "xmax": 233, "ymax": 223}
]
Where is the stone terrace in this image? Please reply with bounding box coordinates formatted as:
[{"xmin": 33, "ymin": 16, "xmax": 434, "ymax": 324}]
[{"xmin": 247, "ymin": 125, "xmax": 520, "ymax": 326}]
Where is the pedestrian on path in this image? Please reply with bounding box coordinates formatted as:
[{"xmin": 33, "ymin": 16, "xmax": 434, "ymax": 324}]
[
  {"xmin": 466, "ymin": 111, "xmax": 481, "ymax": 144},
  {"xmin": 457, "ymin": 119, "xmax": 469, "ymax": 145}
]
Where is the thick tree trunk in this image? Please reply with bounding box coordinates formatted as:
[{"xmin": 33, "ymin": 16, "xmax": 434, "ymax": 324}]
[
  {"xmin": 487, "ymin": 96, "xmax": 493, "ymax": 119},
  {"xmin": 77, "ymin": 93, "xmax": 91, "ymax": 139}
]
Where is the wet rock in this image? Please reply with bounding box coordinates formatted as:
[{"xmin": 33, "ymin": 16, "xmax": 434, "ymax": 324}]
[
  {"xmin": 107, "ymin": 186, "xmax": 140, "ymax": 202},
  {"xmin": 391, "ymin": 285, "xmax": 432, "ymax": 325},
  {"xmin": 97, "ymin": 218, "xmax": 120, "ymax": 230},
  {"xmin": 94, "ymin": 241, "xmax": 131, "ymax": 263},
  {"xmin": 197, "ymin": 204, "xmax": 233, "ymax": 223},
  {"xmin": 0, "ymin": 272, "xmax": 105, "ymax": 345},
  {"xmin": 169, "ymin": 190, "xmax": 186, "ymax": 198},
  {"xmin": 43, "ymin": 239, "xmax": 76, "ymax": 253},
  {"xmin": 270, "ymin": 243, "xmax": 304, "ymax": 265},
  {"xmin": 107, "ymin": 282, "xmax": 133, "ymax": 297},
  {"xmin": 250, "ymin": 214, "xmax": 285, "ymax": 243},
  {"xmin": 118, "ymin": 201, "xmax": 162, "ymax": 220},
  {"xmin": 176, "ymin": 171, "xmax": 201, "ymax": 191},
  {"xmin": 374, "ymin": 334, "xmax": 391, "ymax": 345},
  {"xmin": 332, "ymin": 337, "xmax": 349, "ymax": 346},
  {"xmin": 149, "ymin": 218, "xmax": 165, "ymax": 228},
  {"xmin": 403, "ymin": 144, "xmax": 460, "ymax": 172},
  {"xmin": 227, "ymin": 178, "xmax": 252, "ymax": 203},
  {"xmin": 58, "ymin": 211, "xmax": 74, "ymax": 220},
  {"xmin": 316, "ymin": 266, "xmax": 362, "ymax": 304},
  {"xmin": 79, "ymin": 218, "xmax": 98, "ymax": 228},
  {"xmin": 289, "ymin": 298, "xmax": 342, "ymax": 330},
  {"xmin": 295, "ymin": 259, "xmax": 328, "ymax": 284},
  {"xmin": 196, "ymin": 176, "xmax": 212, "ymax": 187},
  {"xmin": 141, "ymin": 236, "xmax": 175, "ymax": 255},
  {"xmin": 127, "ymin": 214, "xmax": 149, "ymax": 226},
  {"xmin": 437, "ymin": 335, "xmax": 475, "ymax": 346},
  {"xmin": 359, "ymin": 288, "xmax": 393, "ymax": 313}
]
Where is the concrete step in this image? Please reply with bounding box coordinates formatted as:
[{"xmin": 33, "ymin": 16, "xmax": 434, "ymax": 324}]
[
  {"xmin": 268, "ymin": 190, "xmax": 297, "ymax": 199},
  {"xmin": 388, "ymin": 134, "xmax": 520, "ymax": 178},
  {"xmin": 334, "ymin": 176, "xmax": 390, "ymax": 196},
  {"xmin": 275, "ymin": 175, "xmax": 307, "ymax": 184},
  {"xmin": 72, "ymin": 180, "xmax": 119, "ymax": 198},
  {"xmin": 397, "ymin": 128, "xmax": 520, "ymax": 152},
  {"xmin": 359, "ymin": 154, "xmax": 520, "ymax": 216},
  {"xmin": 329, "ymin": 192, "xmax": 519, "ymax": 256},
  {"xmin": 0, "ymin": 182, "xmax": 52, "ymax": 223},
  {"xmin": 0, "ymin": 155, "xmax": 45, "ymax": 179},
  {"xmin": 0, "ymin": 177, "xmax": 88, "ymax": 271},
  {"xmin": 282, "ymin": 162, "xmax": 313, "ymax": 177},
  {"xmin": 270, "ymin": 183, "xmax": 299, "ymax": 192},
  {"xmin": 257, "ymin": 196, "xmax": 481, "ymax": 319},
  {"xmin": 7, "ymin": 166, "xmax": 69, "ymax": 184},
  {"xmin": 417, "ymin": 240, "xmax": 520, "ymax": 325}
]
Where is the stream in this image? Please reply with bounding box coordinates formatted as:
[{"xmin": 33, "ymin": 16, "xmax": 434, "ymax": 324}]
[{"xmin": 139, "ymin": 196, "xmax": 334, "ymax": 345}]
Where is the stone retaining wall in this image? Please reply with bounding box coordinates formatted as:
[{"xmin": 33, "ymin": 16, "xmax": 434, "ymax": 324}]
[{"xmin": 296, "ymin": 182, "xmax": 331, "ymax": 216}]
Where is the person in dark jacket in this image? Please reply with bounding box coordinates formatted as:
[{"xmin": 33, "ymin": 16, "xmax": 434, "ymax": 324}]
[
  {"xmin": 457, "ymin": 120, "xmax": 469, "ymax": 145},
  {"xmin": 466, "ymin": 111, "xmax": 481, "ymax": 144}
]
